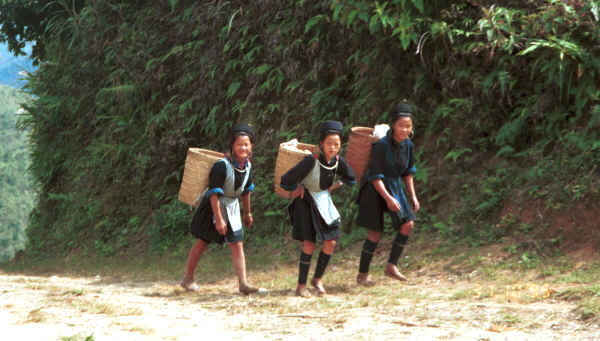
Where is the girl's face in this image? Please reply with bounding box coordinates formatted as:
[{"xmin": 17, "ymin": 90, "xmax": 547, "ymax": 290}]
[
  {"xmin": 232, "ymin": 135, "xmax": 252, "ymax": 161},
  {"xmin": 320, "ymin": 134, "xmax": 341, "ymax": 162},
  {"xmin": 392, "ymin": 117, "xmax": 413, "ymax": 143}
]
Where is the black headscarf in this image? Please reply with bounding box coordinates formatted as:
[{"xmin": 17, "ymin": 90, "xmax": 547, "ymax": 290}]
[
  {"xmin": 318, "ymin": 120, "xmax": 343, "ymax": 141},
  {"xmin": 389, "ymin": 103, "xmax": 413, "ymax": 121},
  {"xmin": 231, "ymin": 123, "xmax": 255, "ymax": 141}
]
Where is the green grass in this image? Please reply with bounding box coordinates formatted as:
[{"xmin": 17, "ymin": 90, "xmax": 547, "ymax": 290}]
[
  {"xmin": 60, "ymin": 334, "xmax": 95, "ymax": 341},
  {"xmin": 495, "ymin": 310, "xmax": 523, "ymax": 326}
]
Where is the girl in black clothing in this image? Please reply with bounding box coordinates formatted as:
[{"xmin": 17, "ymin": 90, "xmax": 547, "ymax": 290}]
[
  {"xmin": 280, "ymin": 121, "xmax": 356, "ymax": 297},
  {"xmin": 355, "ymin": 104, "xmax": 421, "ymax": 286},
  {"xmin": 181, "ymin": 123, "xmax": 261, "ymax": 295}
]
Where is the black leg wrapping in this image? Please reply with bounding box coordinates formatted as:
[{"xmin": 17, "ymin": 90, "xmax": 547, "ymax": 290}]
[
  {"xmin": 313, "ymin": 251, "xmax": 331, "ymax": 279},
  {"xmin": 298, "ymin": 252, "xmax": 312, "ymax": 285},
  {"xmin": 387, "ymin": 233, "xmax": 409, "ymax": 265},
  {"xmin": 358, "ymin": 239, "xmax": 379, "ymax": 273}
]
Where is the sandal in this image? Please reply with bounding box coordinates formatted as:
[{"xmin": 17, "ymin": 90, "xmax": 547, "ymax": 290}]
[
  {"xmin": 356, "ymin": 273, "xmax": 376, "ymax": 287},
  {"xmin": 310, "ymin": 278, "xmax": 326, "ymax": 296}
]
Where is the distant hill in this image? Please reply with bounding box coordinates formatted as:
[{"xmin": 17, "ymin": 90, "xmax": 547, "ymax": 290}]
[
  {"xmin": 0, "ymin": 84, "xmax": 33, "ymax": 262},
  {"xmin": 0, "ymin": 43, "xmax": 35, "ymax": 88}
]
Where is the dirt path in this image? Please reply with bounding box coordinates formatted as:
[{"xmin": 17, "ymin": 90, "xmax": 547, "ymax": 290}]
[{"xmin": 1, "ymin": 271, "xmax": 598, "ymax": 340}]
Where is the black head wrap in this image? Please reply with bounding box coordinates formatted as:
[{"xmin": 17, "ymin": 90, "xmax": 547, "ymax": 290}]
[
  {"xmin": 319, "ymin": 120, "xmax": 343, "ymax": 141},
  {"xmin": 231, "ymin": 123, "xmax": 255, "ymax": 141},
  {"xmin": 390, "ymin": 103, "xmax": 413, "ymax": 121}
]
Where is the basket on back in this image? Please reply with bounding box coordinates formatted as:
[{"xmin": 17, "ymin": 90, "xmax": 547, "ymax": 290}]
[
  {"xmin": 274, "ymin": 139, "xmax": 318, "ymax": 198},
  {"xmin": 345, "ymin": 127, "xmax": 380, "ymax": 183},
  {"xmin": 178, "ymin": 148, "xmax": 224, "ymax": 206}
]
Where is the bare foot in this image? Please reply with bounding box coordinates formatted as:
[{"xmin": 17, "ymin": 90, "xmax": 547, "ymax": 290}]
[
  {"xmin": 310, "ymin": 278, "xmax": 326, "ymax": 296},
  {"xmin": 239, "ymin": 283, "xmax": 260, "ymax": 295},
  {"xmin": 180, "ymin": 277, "xmax": 200, "ymax": 292},
  {"xmin": 384, "ymin": 264, "xmax": 407, "ymax": 281},
  {"xmin": 356, "ymin": 273, "xmax": 376, "ymax": 287},
  {"xmin": 295, "ymin": 285, "xmax": 311, "ymax": 298}
]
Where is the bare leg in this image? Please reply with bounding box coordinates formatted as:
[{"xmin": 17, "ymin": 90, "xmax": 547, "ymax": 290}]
[
  {"xmin": 181, "ymin": 239, "xmax": 208, "ymax": 291},
  {"xmin": 400, "ymin": 220, "xmax": 414, "ymax": 235},
  {"xmin": 230, "ymin": 241, "xmax": 258, "ymax": 294},
  {"xmin": 321, "ymin": 239, "xmax": 336, "ymax": 255}
]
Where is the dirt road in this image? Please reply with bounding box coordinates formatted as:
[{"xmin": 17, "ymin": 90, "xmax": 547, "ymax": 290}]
[{"xmin": 1, "ymin": 271, "xmax": 598, "ymax": 340}]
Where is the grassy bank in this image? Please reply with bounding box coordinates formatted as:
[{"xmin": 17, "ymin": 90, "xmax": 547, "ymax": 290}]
[{"xmin": 3, "ymin": 231, "xmax": 599, "ymax": 326}]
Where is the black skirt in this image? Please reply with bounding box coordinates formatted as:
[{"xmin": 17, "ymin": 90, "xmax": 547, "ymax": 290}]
[
  {"xmin": 355, "ymin": 180, "xmax": 415, "ymax": 232},
  {"xmin": 288, "ymin": 193, "xmax": 341, "ymax": 243},
  {"xmin": 190, "ymin": 197, "xmax": 243, "ymax": 244}
]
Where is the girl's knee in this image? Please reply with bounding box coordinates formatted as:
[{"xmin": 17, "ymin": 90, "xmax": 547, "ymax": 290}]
[
  {"xmin": 303, "ymin": 241, "xmax": 315, "ymax": 254},
  {"xmin": 400, "ymin": 221, "xmax": 414, "ymax": 234},
  {"xmin": 368, "ymin": 230, "xmax": 382, "ymax": 242},
  {"xmin": 323, "ymin": 240, "xmax": 336, "ymax": 254}
]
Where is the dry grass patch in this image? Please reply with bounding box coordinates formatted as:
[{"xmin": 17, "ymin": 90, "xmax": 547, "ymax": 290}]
[
  {"xmin": 555, "ymin": 285, "xmax": 600, "ymax": 323},
  {"xmin": 25, "ymin": 307, "xmax": 50, "ymax": 323}
]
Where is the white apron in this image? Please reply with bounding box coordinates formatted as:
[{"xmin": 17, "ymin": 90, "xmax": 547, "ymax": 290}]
[
  {"xmin": 215, "ymin": 158, "xmax": 251, "ymax": 232},
  {"xmin": 301, "ymin": 157, "xmax": 341, "ymax": 226}
]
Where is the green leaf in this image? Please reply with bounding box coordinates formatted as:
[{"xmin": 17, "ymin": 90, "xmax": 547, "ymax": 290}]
[
  {"xmin": 305, "ymin": 14, "xmax": 325, "ymax": 33},
  {"xmin": 226, "ymin": 9, "xmax": 241, "ymax": 35},
  {"xmin": 333, "ymin": 4, "xmax": 343, "ymax": 21},
  {"xmin": 285, "ymin": 80, "xmax": 302, "ymax": 94},
  {"xmin": 369, "ymin": 14, "xmax": 379, "ymax": 33},
  {"xmin": 411, "ymin": 0, "xmax": 424, "ymax": 14},
  {"xmin": 347, "ymin": 10, "xmax": 359, "ymax": 27},
  {"xmin": 227, "ymin": 82, "xmax": 241, "ymax": 98},
  {"xmin": 518, "ymin": 41, "xmax": 543, "ymax": 56},
  {"xmin": 358, "ymin": 11, "xmax": 369, "ymax": 22},
  {"xmin": 253, "ymin": 64, "xmax": 272, "ymax": 75},
  {"xmin": 169, "ymin": 0, "xmax": 178, "ymax": 13},
  {"xmin": 592, "ymin": 2, "xmax": 599, "ymax": 21}
]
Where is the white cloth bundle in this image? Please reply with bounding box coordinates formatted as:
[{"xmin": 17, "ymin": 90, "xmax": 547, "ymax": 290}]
[{"xmin": 372, "ymin": 124, "xmax": 390, "ymax": 139}]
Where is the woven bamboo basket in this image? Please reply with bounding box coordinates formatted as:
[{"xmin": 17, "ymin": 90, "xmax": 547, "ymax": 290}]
[
  {"xmin": 178, "ymin": 148, "xmax": 224, "ymax": 206},
  {"xmin": 345, "ymin": 127, "xmax": 379, "ymax": 183},
  {"xmin": 274, "ymin": 140, "xmax": 318, "ymax": 198}
]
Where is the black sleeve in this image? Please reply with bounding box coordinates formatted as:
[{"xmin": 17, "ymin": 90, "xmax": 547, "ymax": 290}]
[
  {"xmin": 337, "ymin": 156, "xmax": 356, "ymax": 185},
  {"xmin": 205, "ymin": 160, "xmax": 226, "ymax": 197},
  {"xmin": 367, "ymin": 140, "xmax": 386, "ymax": 182},
  {"xmin": 280, "ymin": 155, "xmax": 315, "ymax": 191},
  {"xmin": 401, "ymin": 141, "xmax": 417, "ymax": 177}
]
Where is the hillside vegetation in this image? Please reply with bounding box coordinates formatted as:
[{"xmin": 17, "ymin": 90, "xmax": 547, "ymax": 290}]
[
  {"xmin": 0, "ymin": 0, "xmax": 598, "ymax": 257},
  {"xmin": 0, "ymin": 84, "xmax": 33, "ymax": 262}
]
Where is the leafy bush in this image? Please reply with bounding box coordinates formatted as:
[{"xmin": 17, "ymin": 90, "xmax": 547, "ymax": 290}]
[{"xmin": 0, "ymin": 0, "xmax": 598, "ymax": 256}]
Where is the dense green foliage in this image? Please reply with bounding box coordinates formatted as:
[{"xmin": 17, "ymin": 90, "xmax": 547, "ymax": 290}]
[
  {"xmin": 0, "ymin": 84, "xmax": 33, "ymax": 262},
  {"xmin": 2, "ymin": 0, "xmax": 598, "ymax": 256}
]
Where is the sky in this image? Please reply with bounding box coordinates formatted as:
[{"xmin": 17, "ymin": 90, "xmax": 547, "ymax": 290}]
[{"xmin": 0, "ymin": 42, "xmax": 35, "ymax": 88}]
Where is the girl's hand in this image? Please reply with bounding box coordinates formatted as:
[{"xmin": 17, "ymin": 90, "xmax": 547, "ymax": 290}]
[
  {"xmin": 328, "ymin": 180, "xmax": 343, "ymax": 193},
  {"xmin": 244, "ymin": 212, "xmax": 253, "ymax": 228},
  {"xmin": 215, "ymin": 218, "xmax": 227, "ymax": 236},
  {"xmin": 386, "ymin": 197, "xmax": 401, "ymax": 212},
  {"xmin": 412, "ymin": 196, "xmax": 420, "ymax": 213},
  {"xmin": 289, "ymin": 185, "xmax": 305, "ymax": 200}
]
